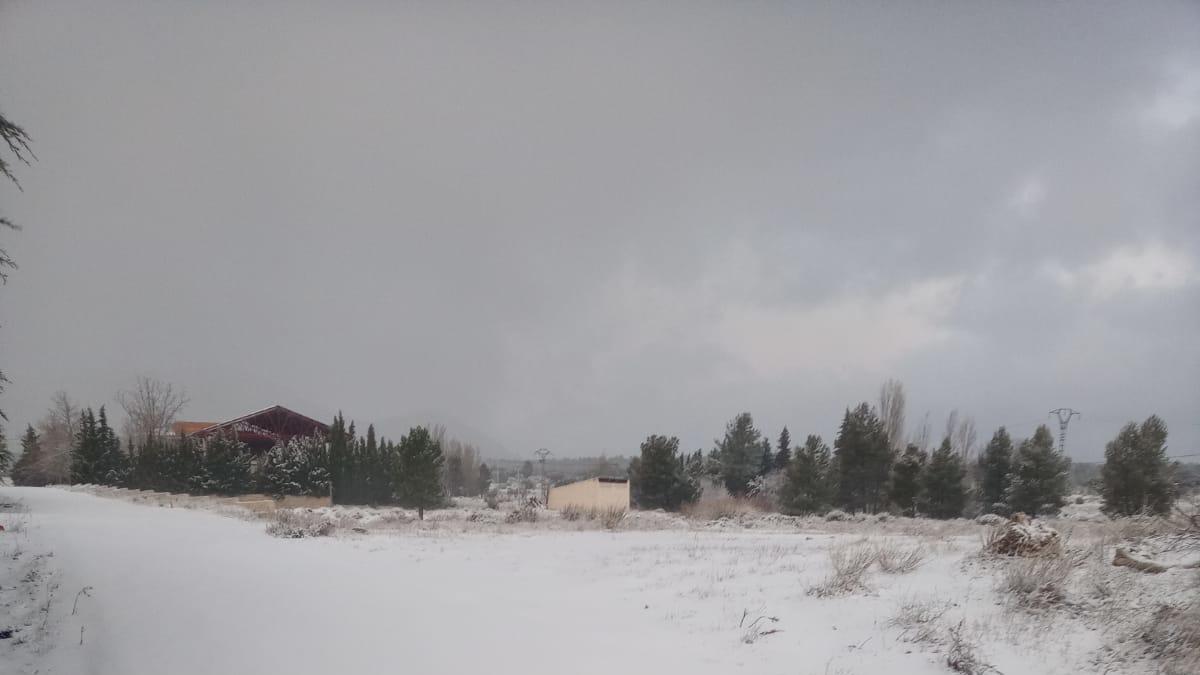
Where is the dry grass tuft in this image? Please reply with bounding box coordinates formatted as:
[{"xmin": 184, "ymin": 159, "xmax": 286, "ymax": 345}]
[
  {"xmin": 873, "ymin": 541, "xmax": 926, "ymax": 573},
  {"xmin": 1000, "ymin": 555, "xmax": 1078, "ymax": 607},
  {"xmin": 808, "ymin": 542, "xmax": 874, "ymax": 597},
  {"xmin": 944, "ymin": 620, "xmax": 996, "ymax": 674},
  {"xmin": 682, "ymin": 497, "xmax": 763, "ymax": 521},
  {"xmin": 265, "ymin": 509, "xmax": 334, "ymax": 538},
  {"xmin": 889, "ymin": 597, "xmax": 950, "ymax": 643}
]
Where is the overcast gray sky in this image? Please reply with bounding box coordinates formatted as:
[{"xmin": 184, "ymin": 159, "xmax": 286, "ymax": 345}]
[{"xmin": 1, "ymin": 1, "xmax": 1198, "ymax": 460}]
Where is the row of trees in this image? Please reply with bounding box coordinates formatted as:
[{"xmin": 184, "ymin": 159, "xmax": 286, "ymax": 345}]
[
  {"xmin": 628, "ymin": 385, "xmax": 1177, "ymax": 520},
  {"xmin": 9, "ymin": 406, "xmax": 457, "ymax": 519}
]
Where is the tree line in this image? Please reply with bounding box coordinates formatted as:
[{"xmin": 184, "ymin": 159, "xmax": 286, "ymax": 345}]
[
  {"xmin": 5, "ymin": 404, "xmax": 475, "ymax": 519},
  {"xmin": 629, "ymin": 381, "xmax": 1179, "ymax": 519}
]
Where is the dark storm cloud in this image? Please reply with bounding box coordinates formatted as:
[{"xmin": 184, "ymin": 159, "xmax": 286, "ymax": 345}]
[{"xmin": 1, "ymin": 1, "xmax": 1197, "ymax": 459}]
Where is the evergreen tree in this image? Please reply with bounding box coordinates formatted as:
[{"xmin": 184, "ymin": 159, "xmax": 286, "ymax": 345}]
[
  {"xmin": 778, "ymin": 434, "xmax": 833, "ymax": 514},
  {"xmin": 94, "ymin": 407, "xmax": 127, "ymax": 485},
  {"xmin": 923, "ymin": 437, "xmax": 967, "ymax": 519},
  {"xmin": 1100, "ymin": 415, "xmax": 1175, "ymax": 516},
  {"xmin": 13, "ymin": 424, "xmax": 51, "ymax": 486},
  {"xmin": 758, "ymin": 437, "xmax": 774, "ymax": 477},
  {"xmin": 629, "ymin": 434, "xmax": 699, "ymax": 511},
  {"xmin": 774, "ymin": 427, "xmax": 792, "ymax": 471},
  {"xmin": 714, "ymin": 412, "xmax": 762, "ymax": 496},
  {"xmin": 478, "ymin": 462, "xmax": 492, "ymax": 492},
  {"xmin": 327, "ymin": 413, "xmax": 354, "ymax": 504},
  {"xmin": 260, "ymin": 436, "xmax": 331, "ymax": 497},
  {"xmin": 395, "ymin": 426, "xmax": 445, "ymax": 519},
  {"xmin": 159, "ymin": 436, "xmax": 203, "ymax": 493},
  {"xmin": 1006, "ymin": 425, "xmax": 1070, "ymax": 516},
  {"xmin": 0, "ymin": 423, "xmax": 11, "ymax": 477},
  {"xmin": 70, "ymin": 408, "xmax": 103, "ymax": 484},
  {"xmin": 200, "ymin": 433, "xmax": 253, "ymax": 495},
  {"xmin": 833, "ymin": 403, "xmax": 892, "ymax": 513},
  {"xmin": 976, "ymin": 427, "xmax": 1013, "ymax": 514},
  {"xmin": 128, "ymin": 435, "xmax": 166, "ymax": 491},
  {"xmin": 890, "ymin": 444, "xmax": 926, "ymax": 516}
]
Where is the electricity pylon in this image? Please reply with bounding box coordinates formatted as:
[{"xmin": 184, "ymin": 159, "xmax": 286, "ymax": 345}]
[{"xmin": 1048, "ymin": 408, "xmax": 1081, "ymax": 455}]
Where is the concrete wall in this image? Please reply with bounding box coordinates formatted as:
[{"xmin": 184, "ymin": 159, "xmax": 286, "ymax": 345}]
[{"xmin": 547, "ymin": 478, "xmax": 630, "ymax": 511}]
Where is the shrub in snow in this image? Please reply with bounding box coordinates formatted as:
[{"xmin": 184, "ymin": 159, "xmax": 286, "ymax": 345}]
[
  {"xmin": 1000, "ymin": 555, "xmax": 1075, "ymax": 608},
  {"xmin": 873, "ymin": 541, "xmax": 925, "ymax": 573},
  {"xmin": 985, "ymin": 514, "xmax": 1061, "ymax": 557},
  {"xmin": 808, "ymin": 543, "xmax": 874, "ymax": 597},
  {"xmin": 265, "ymin": 509, "xmax": 334, "ymax": 538},
  {"xmin": 597, "ymin": 506, "xmax": 625, "ymax": 530},
  {"xmin": 823, "ymin": 509, "xmax": 849, "ymax": 522},
  {"xmin": 505, "ymin": 503, "xmax": 538, "ymax": 524},
  {"xmin": 975, "ymin": 513, "xmax": 1006, "ymax": 526}
]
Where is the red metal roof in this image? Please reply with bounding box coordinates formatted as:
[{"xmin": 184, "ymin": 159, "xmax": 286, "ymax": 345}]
[{"xmin": 188, "ymin": 405, "xmax": 329, "ymax": 449}]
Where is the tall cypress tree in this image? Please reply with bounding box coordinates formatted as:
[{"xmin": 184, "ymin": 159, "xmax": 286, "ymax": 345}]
[
  {"xmin": 714, "ymin": 412, "xmax": 762, "ymax": 496},
  {"xmin": 774, "ymin": 427, "xmax": 792, "ymax": 471},
  {"xmin": 977, "ymin": 427, "xmax": 1013, "ymax": 514},
  {"xmin": 1100, "ymin": 415, "xmax": 1175, "ymax": 516},
  {"xmin": 890, "ymin": 444, "xmax": 926, "ymax": 516},
  {"xmin": 395, "ymin": 426, "xmax": 445, "ymax": 519},
  {"xmin": 834, "ymin": 403, "xmax": 892, "ymax": 513},
  {"xmin": 778, "ymin": 434, "xmax": 833, "ymax": 515},
  {"xmin": 1006, "ymin": 425, "xmax": 1070, "ymax": 516},
  {"xmin": 923, "ymin": 437, "xmax": 966, "ymax": 519}
]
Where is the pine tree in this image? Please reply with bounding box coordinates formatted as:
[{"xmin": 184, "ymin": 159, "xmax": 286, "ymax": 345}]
[
  {"xmin": 395, "ymin": 426, "xmax": 445, "ymax": 519},
  {"xmin": 70, "ymin": 408, "xmax": 101, "ymax": 484},
  {"xmin": 923, "ymin": 438, "xmax": 966, "ymax": 519},
  {"xmin": 778, "ymin": 434, "xmax": 833, "ymax": 514},
  {"xmin": 12, "ymin": 424, "xmax": 51, "ymax": 486},
  {"xmin": 1100, "ymin": 415, "xmax": 1175, "ymax": 516},
  {"xmin": 833, "ymin": 403, "xmax": 892, "ymax": 513},
  {"xmin": 629, "ymin": 434, "xmax": 699, "ymax": 511},
  {"xmin": 714, "ymin": 412, "xmax": 762, "ymax": 496},
  {"xmin": 478, "ymin": 462, "xmax": 492, "ymax": 492},
  {"xmin": 200, "ymin": 433, "xmax": 253, "ymax": 495},
  {"xmin": 0, "ymin": 423, "xmax": 12, "ymax": 477},
  {"xmin": 758, "ymin": 437, "xmax": 774, "ymax": 477},
  {"xmin": 774, "ymin": 427, "xmax": 792, "ymax": 471},
  {"xmin": 1006, "ymin": 425, "xmax": 1070, "ymax": 516},
  {"xmin": 890, "ymin": 444, "xmax": 926, "ymax": 516},
  {"xmin": 977, "ymin": 427, "xmax": 1013, "ymax": 514}
]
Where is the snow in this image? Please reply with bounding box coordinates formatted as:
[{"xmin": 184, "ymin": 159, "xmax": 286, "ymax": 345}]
[{"xmin": 0, "ymin": 487, "xmax": 1191, "ymax": 675}]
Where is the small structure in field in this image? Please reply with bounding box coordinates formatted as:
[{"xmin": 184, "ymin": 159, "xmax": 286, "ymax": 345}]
[
  {"xmin": 547, "ymin": 477, "xmax": 630, "ymax": 511},
  {"xmin": 173, "ymin": 405, "xmax": 329, "ymax": 453}
]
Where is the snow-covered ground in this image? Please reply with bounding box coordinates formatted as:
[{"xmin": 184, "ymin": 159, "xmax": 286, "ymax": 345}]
[{"xmin": 0, "ymin": 487, "xmax": 1194, "ymax": 675}]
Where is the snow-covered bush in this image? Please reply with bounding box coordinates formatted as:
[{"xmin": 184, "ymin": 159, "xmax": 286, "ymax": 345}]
[
  {"xmin": 824, "ymin": 509, "xmax": 850, "ymax": 522},
  {"xmin": 260, "ymin": 437, "xmax": 331, "ymax": 497},
  {"xmin": 808, "ymin": 542, "xmax": 874, "ymax": 597},
  {"xmin": 265, "ymin": 509, "xmax": 334, "ymax": 538}
]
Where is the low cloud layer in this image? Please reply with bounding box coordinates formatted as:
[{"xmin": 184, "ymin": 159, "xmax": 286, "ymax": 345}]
[{"xmin": 1, "ymin": 1, "xmax": 1197, "ymax": 459}]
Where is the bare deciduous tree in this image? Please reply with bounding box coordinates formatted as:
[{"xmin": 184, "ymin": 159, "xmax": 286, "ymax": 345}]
[
  {"xmin": 35, "ymin": 390, "xmax": 79, "ymax": 482},
  {"xmin": 944, "ymin": 409, "xmax": 977, "ymax": 459},
  {"xmin": 116, "ymin": 376, "xmax": 188, "ymax": 444},
  {"xmin": 879, "ymin": 379, "xmax": 906, "ymax": 451},
  {"xmin": 909, "ymin": 412, "xmax": 932, "ymax": 452}
]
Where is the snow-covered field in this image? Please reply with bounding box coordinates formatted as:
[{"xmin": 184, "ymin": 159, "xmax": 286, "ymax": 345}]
[{"xmin": 1, "ymin": 487, "xmax": 1195, "ymax": 675}]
